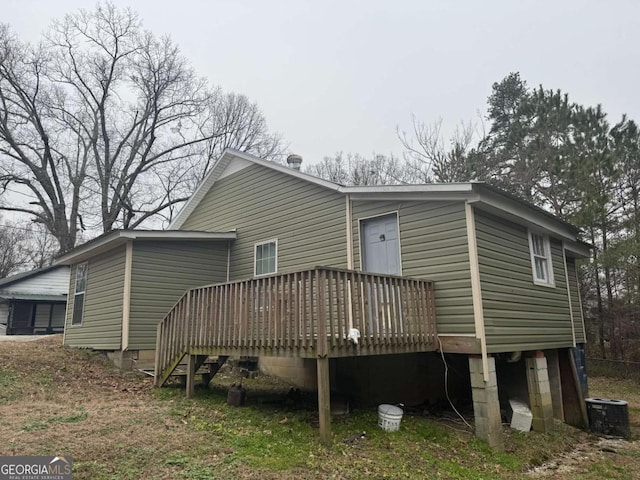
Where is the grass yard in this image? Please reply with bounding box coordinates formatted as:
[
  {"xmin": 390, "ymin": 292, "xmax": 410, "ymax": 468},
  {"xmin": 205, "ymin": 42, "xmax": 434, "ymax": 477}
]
[{"xmin": 1, "ymin": 336, "xmax": 639, "ymax": 479}]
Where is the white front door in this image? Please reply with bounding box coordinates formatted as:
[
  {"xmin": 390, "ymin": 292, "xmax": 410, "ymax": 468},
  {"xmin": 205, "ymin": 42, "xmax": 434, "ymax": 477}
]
[{"xmin": 361, "ymin": 214, "xmax": 401, "ymax": 275}]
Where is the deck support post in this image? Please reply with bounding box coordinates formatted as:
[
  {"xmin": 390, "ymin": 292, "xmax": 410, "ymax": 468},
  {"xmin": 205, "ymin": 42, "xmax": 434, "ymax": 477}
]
[
  {"xmin": 558, "ymin": 348, "xmax": 588, "ymax": 428},
  {"xmin": 317, "ymin": 356, "xmax": 331, "ymax": 445},
  {"xmin": 186, "ymin": 354, "xmax": 196, "ymax": 398},
  {"xmin": 546, "ymin": 349, "xmax": 564, "ymax": 421},
  {"xmin": 315, "ymin": 268, "xmax": 332, "ymax": 445},
  {"xmin": 469, "ymin": 355, "xmax": 504, "ymax": 450},
  {"xmin": 526, "ymin": 351, "xmax": 554, "ymax": 433}
]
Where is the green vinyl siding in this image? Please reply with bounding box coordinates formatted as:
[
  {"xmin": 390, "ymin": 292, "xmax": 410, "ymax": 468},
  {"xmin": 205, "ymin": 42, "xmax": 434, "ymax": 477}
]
[
  {"xmin": 566, "ymin": 256, "xmax": 586, "ymax": 343},
  {"xmin": 128, "ymin": 240, "xmax": 229, "ymax": 350},
  {"xmin": 475, "ymin": 210, "xmax": 574, "ymax": 352},
  {"xmin": 352, "ymin": 200, "xmax": 474, "ymax": 336},
  {"xmin": 180, "ymin": 164, "xmax": 347, "ymax": 278},
  {"xmin": 64, "ymin": 247, "xmax": 125, "ymax": 350}
]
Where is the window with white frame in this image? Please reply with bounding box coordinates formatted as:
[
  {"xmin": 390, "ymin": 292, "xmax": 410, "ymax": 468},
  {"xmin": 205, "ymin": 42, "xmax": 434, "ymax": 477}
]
[
  {"xmin": 72, "ymin": 262, "xmax": 88, "ymax": 325},
  {"xmin": 254, "ymin": 240, "xmax": 277, "ymax": 276},
  {"xmin": 528, "ymin": 231, "xmax": 554, "ymax": 286}
]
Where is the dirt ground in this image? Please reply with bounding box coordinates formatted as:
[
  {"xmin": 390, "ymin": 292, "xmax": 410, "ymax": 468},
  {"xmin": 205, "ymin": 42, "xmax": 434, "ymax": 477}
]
[
  {"xmin": 526, "ymin": 375, "xmax": 640, "ymax": 479},
  {"xmin": 1, "ymin": 336, "xmax": 640, "ymax": 479}
]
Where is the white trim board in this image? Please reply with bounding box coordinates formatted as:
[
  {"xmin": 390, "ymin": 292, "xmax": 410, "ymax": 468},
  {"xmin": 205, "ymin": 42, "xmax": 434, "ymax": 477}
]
[
  {"xmin": 465, "ymin": 203, "xmax": 489, "ymax": 382},
  {"xmin": 121, "ymin": 240, "xmax": 133, "ymax": 351},
  {"xmin": 253, "ymin": 238, "xmax": 279, "ymax": 277}
]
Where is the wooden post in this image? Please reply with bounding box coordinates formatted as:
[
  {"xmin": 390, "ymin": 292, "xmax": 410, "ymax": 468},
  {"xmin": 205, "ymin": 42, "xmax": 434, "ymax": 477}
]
[
  {"xmin": 568, "ymin": 349, "xmax": 589, "ymax": 428},
  {"xmin": 154, "ymin": 324, "xmax": 162, "ymax": 387},
  {"xmin": 186, "ymin": 354, "xmax": 196, "ymax": 398},
  {"xmin": 184, "ymin": 291, "xmax": 191, "ymax": 352},
  {"xmin": 546, "ymin": 349, "xmax": 565, "ymax": 421},
  {"xmin": 317, "ymin": 356, "xmax": 331, "ymax": 445},
  {"xmin": 552, "ymin": 348, "xmax": 589, "ymax": 430},
  {"xmin": 316, "ymin": 269, "xmax": 332, "ymax": 445}
]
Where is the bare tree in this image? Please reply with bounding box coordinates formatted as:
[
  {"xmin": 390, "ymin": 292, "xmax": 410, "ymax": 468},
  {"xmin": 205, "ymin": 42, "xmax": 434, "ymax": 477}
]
[
  {"xmin": 197, "ymin": 91, "xmax": 285, "ymax": 177},
  {"xmin": 21, "ymin": 222, "xmax": 58, "ymax": 268},
  {"xmin": 0, "ymin": 217, "xmax": 60, "ymax": 277},
  {"xmin": 45, "ymin": 5, "xmax": 217, "ymax": 233},
  {"xmin": 397, "ymin": 116, "xmax": 482, "ymax": 183},
  {"xmin": 305, "ymin": 152, "xmax": 407, "ymax": 185},
  {"xmin": 0, "ymin": 24, "xmax": 83, "ymax": 252},
  {"xmin": 0, "ymin": 221, "xmax": 29, "ymax": 278},
  {"xmin": 0, "ymin": 3, "xmax": 283, "ymax": 251}
]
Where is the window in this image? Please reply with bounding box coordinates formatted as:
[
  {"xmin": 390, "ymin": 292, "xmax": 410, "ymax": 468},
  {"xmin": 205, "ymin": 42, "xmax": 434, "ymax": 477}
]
[
  {"xmin": 528, "ymin": 231, "xmax": 554, "ymax": 287},
  {"xmin": 254, "ymin": 240, "xmax": 277, "ymax": 276},
  {"xmin": 72, "ymin": 262, "xmax": 88, "ymax": 325}
]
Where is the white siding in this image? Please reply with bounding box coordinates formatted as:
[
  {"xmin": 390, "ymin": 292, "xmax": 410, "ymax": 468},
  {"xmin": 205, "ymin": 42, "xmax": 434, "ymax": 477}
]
[
  {"xmin": 0, "ymin": 267, "xmax": 70, "ymax": 295},
  {"xmin": 0, "ymin": 303, "xmax": 8, "ymax": 334}
]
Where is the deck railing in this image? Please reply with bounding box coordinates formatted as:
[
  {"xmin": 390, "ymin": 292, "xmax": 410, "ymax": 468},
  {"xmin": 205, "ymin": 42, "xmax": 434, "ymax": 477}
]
[{"xmin": 155, "ymin": 267, "xmax": 437, "ymax": 386}]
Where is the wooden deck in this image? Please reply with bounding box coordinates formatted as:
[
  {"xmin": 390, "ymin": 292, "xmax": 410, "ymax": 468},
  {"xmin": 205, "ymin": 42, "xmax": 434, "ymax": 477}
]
[{"xmin": 154, "ymin": 266, "xmax": 437, "ymax": 443}]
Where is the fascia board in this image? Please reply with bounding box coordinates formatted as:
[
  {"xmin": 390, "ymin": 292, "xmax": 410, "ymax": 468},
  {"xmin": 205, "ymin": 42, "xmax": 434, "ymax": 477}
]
[
  {"xmin": 563, "ymin": 240, "xmax": 592, "ymax": 259},
  {"xmin": 54, "ymin": 231, "xmax": 236, "ymax": 265},
  {"xmin": 340, "ymin": 183, "xmax": 475, "ymax": 195},
  {"xmin": 345, "ymin": 191, "xmax": 476, "ymax": 202},
  {"xmin": 469, "ymin": 190, "xmax": 576, "ymax": 241}
]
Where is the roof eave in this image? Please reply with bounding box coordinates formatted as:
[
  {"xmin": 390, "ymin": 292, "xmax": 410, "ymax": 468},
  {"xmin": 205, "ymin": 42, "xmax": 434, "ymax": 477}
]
[
  {"xmin": 54, "ymin": 230, "xmax": 236, "ymax": 265},
  {"xmin": 342, "ymin": 183, "xmax": 477, "ymax": 202},
  {"xmin": 468, "ymin": 184, "xmax": 580, "ymax": 242},
  {"xmin": 0, "ymin": 293, "xmax": 67, "ymax": 302},
  {"xmin": 0, "ymin": 265, "xmax": 68, "ymax": 289},
  {"xmin": 564, "ymin": 240, "xmax": 592, "ymax": 259}
]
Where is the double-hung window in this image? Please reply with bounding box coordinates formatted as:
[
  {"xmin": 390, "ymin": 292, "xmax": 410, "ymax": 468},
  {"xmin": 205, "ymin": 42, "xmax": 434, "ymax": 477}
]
[
  {"xmin": 254, "ymin": 240, "xmax": 277, "ymax": 276},
  {"xmin": 72, "ymin": 262, "xmax": 88, "ymax": 325},
  {"xmin": 528, "ymin": 231, "xmax": 554, "ymax": 287}
]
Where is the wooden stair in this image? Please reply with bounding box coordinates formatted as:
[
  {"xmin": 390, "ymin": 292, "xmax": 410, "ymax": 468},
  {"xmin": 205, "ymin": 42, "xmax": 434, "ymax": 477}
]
[{"xmin": 152, "ymin": 355, "xmax": 229, "ymax": 387}]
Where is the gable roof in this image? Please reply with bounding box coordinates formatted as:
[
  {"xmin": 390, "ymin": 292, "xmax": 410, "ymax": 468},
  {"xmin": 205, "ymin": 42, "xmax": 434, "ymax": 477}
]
[
  {"xmin": 169, "ymin": 149, "xmax": 342, "ymax": 229},
  {"xmin": 54, "ymin": 229, "xmax": 237, "ymax": 266},
  {"xmin": 0, "ymin": 265, "xmax": 68, "ymax": 290},
  {"xmin": 169, "ymin": 148, "xmax": 590, "ymax": 257}
]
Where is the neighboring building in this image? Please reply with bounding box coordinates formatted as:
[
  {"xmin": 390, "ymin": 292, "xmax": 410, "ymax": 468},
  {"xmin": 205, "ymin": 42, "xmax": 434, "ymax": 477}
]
[
  {"xmin": 55, "ymin": 149, "xmax": 591, "ymax": 448},
  {"xmin": 0, "ymin": 265, "xmax": 69, "ymax": 335}
]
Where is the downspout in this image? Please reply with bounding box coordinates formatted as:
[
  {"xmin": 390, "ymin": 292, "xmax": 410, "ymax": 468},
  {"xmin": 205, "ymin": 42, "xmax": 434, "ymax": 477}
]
[
  {"xmin": 121, "ymin": 240, "xmax": 133, "ymax": 351},
  {"xmin": 465, "ymin": 203, "xmax": 489, "ymax": 381},
  {"xmin": 345, "ymin": 194, "xmax": 355, "ymax": 329},
  {"xmin": 562, "ymin": 244, "xmax": 577, "ymax": 347}
]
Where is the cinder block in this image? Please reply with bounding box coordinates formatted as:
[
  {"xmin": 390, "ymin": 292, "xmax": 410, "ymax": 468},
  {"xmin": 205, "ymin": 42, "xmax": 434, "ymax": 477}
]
[
  {"xmin": 470, "ymin": 372, "xmax": 486, "ymax": 389},
  {"xmin": 531, "ymin": 417, "xmax": 554, "ymax": 433},
  {"xmin": 484, "ymin": 374, "xmax": 498, "ymax": 388},
  {"xmin": 473, "ymin": 402, "xmax": 488, "ymax": 419},
  {"xmin": 526, "ymin": 354, "xmax": 554, "ymax": 433},
  {"xmin": 468, "ymin": 356, "xmax": 503, "ymax": 450}
]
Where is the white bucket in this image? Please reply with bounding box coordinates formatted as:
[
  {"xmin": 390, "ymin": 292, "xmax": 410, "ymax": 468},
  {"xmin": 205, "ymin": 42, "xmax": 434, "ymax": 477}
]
[{"xmin": 378, "ymin": 404, "xmax": 403, "ymax": 432}]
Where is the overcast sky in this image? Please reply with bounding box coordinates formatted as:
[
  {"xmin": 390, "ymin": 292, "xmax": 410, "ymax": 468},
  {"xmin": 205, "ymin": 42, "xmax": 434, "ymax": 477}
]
[{"xmin": 3, "ymin": 0, "xmax": 640, "ymax": 165}]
